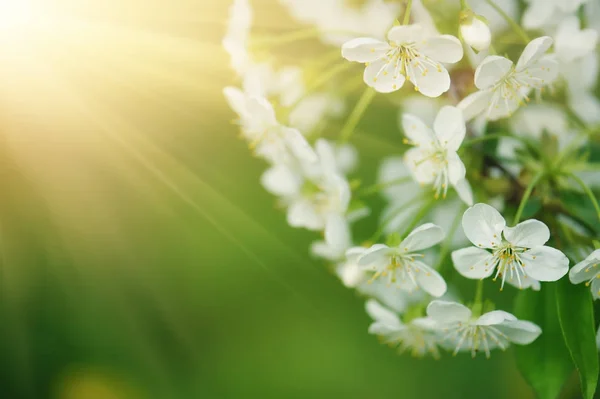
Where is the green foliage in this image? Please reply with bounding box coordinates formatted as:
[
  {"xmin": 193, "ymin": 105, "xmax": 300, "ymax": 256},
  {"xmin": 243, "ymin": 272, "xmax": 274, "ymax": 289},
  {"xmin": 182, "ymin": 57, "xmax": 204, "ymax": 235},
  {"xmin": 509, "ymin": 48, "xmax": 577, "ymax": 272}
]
[
  {"xmin": 514, "ymin": 286, "xmax": 574, "ymax": 399},
  {"xmin": 556, "ymin": 278, "xmax": 599, "ymax": 399}
]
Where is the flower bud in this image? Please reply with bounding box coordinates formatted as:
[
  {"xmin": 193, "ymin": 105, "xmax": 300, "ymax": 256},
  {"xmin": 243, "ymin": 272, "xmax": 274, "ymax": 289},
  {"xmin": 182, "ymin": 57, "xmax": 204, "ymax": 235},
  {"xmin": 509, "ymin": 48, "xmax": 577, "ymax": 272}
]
[{"xmin": 459, "ymin": 10, "xmax": 491, "ymax": 52}]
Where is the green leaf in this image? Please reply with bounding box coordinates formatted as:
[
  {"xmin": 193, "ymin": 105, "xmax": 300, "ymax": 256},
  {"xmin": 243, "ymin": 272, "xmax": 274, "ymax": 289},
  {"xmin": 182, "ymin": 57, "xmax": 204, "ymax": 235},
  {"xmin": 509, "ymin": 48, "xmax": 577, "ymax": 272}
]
[
  {"xmin": 556, "ymin": 278, "xmax": 599, "ymax": 399},
  {"xmin": 514, "ymin": 286, "xmax": 574, "ymax": 399}
]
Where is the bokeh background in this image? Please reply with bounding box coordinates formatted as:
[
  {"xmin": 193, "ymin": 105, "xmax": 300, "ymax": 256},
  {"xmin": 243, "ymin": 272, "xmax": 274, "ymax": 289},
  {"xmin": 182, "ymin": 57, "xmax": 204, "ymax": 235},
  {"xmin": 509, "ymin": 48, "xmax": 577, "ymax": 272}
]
[{"xmin": 0, "ymin": 1, "xmax": 574, "ymax": 398}]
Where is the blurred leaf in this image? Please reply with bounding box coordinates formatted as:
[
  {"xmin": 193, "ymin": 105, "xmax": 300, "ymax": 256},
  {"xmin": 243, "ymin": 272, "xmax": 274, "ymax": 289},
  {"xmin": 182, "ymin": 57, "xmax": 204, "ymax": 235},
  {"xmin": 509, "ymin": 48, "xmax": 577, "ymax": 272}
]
[
  {"xmin": 521, "ymin": 197, "xmax": 542, "ymax": 220},
  {"xmin": 556, "ymin": 278, "xmax": 598, "ymax": 399},
  {"xmin": 514, "ymin": 286, "xmax": 573, "ymax": 399},
  {"xmin": 560, "ymin": 190, "xmax": 600, "ymax": 235}
]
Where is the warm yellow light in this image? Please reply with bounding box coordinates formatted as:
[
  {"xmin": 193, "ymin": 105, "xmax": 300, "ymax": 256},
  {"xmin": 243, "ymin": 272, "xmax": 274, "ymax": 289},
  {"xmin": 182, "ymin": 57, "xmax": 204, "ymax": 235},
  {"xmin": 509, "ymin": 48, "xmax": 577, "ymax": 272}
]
[{"xmin": 0, "ymin": 0, "xmax": 33, "ymax": 30}]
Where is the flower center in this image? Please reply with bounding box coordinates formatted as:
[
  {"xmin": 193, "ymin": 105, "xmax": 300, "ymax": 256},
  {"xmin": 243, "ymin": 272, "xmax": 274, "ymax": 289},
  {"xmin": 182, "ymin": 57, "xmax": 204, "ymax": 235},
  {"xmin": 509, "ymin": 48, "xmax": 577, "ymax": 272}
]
[
  {"xmin": 491, "ymin": 242, "xmax": 528, "ymax": 290},
  {"xmin": 369, "ymin": 251, "xmax": 425, "ymax": 286},
  {"xmin": 445, "ymin": 323, "xmax": 509, "ymax": 358},
  {"xmin": 413, "ymin": 145, "xmax": 450, "ymax": 199}
]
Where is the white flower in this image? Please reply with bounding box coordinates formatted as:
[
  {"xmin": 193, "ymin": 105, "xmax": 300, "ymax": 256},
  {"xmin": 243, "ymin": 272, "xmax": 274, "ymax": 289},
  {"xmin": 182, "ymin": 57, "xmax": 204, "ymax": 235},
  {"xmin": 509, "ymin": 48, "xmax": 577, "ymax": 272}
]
[
  {"xmin": 288, "ymin": 93, "xmax": 345, "ymax": 135},
  {"xmin": 356, "ymin": 223, "xmax": 447, "ymax": 297},
  {"xmin": 311, "ymin": 214, "xmax": 352, "ymax": 261},
  {"xmin": 366, "ymin": 299, "xmax": 442, "ymax": 358},
  {"xmin": 458, "ymin": 36, "xmax": 558, "ymax": 121},
  {"xmin": 403, "ymin": 106, "xmax": 472, "ymax": 204},
  {"xmin": 342, "ymin": 24, "xmax": 463, "ymax": 96},
  {"xmin": 223, "ymin": 87, "xmax": 317, "ymax": 164},
  {"xmin": 522, "ymin": 0, "xmax": 589, "ymax": 30},
  {"xmin": 286, "ymin": 139, "xmax": 352, "ymax": 231},
  {"xmin": 223, "ymin": 0, "xmax": 252, "ymax": 75},
  {"xmin": 459, "ymin": 12, "xmax": 491, "ymax": 52},
  {"xmin": 569, "ymin": 249, "xmax": 600, "ymax": 299},
  {"xmin": 427, "ymin": 300, "xmax": 541, "ymax": 358},
  {"xmin": 451, "ymin": 203, "xmax": 569, "ymax": 290},
  {"xmin": 554, "ymin": 16, "xmax": 598, "ymax": 64}
]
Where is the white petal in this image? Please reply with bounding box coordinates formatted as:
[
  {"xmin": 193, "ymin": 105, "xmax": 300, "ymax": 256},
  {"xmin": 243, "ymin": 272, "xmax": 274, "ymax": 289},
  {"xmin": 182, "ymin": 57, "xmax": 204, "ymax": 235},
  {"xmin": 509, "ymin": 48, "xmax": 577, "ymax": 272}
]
[
  {"xmin": 405, "ymin": 57, "xmax": 450, "ymax": 97},
  {"xmin": 404, "ymin": 147, "xmax": 437, "ymax": 184},
  {"xmin": 358, "ymin": 244, "xmax": 390, "ymax": 267},
  {"xmin": 474, "ymin": 56, "xmax": 513, "ymax": 90},
  {"xmin": 246, "ymin": 96, "xmax": 277, "ymax": 126},
  {"xmin": 413, "ymin": 261, "xmax": 447, "ymax": 297},
  {"xmin": 485, "ymin": 88, "xmax": 521, "ymax": 121},
  {"xmin": 402, "ymin": 113, "xmax": 436, "ymax": 147},
  {"xmin": 433, "ymin": 106, "xmax": 466, "ymax": 151},
  {"xmin": 462, "ymin": 203, "xmax": 506, "ymax": 248},
  {"xmin": 454, "ymin": 178, "xmax": 474, "ymax": 206},
  {"xmin": 417, "ymin": 35, "xmax": 464, "ymax": 63},
  {"xmin": 314, "ymin": 139, "xmax": 338, "ymax": 174},
  {"xmin": 569, "ymin": 250, "xmax": 600, "ymax": 284},
  {"xmin": 260, "ymin": 165, "xmax": 301, "ymax": 197},
  {"xmin": 522, "ymin": 1, "xmax": 554, "ymax": 30},
  {"xmin": 503, "ymin": 219, "xmax": 550, "ymax": 248},
  {"xmin": 287, "ymin": 200, "xmax": 323, "ymax": 230},
  {"xmin": 495, "ymin": 320, "xmax": 542, "ymax": 345},
  {"xmin": 447, "ymin": 152, "xmax": 466, "ymax": 185},
  {"xmin": 520, "ymin": 246, "xmax": 569, "ymax": 282},
  {"xmin": 457, "ymin": 90, "xmax": 494, "ymax": 121},
  {"xmin": 363, "ymin": 58, "xmax": 406, "ymax": 93},
  {"xmin": 387, "ymin": 24, "xmax": 424, "ymax": 44},
  {"xmin": 515, "ymin": 57, "xmax": 558, "ymax": 89},
  {"xmin": 223, "ymin": 86, "xmax": 248, "ymax": 117},
  {"xmin": 476, "ymin": 310, "xmax": 517, "ymax": 326},
  {"xmin": 460, "ymin": 18, "xmax": 491, "ymax": 52},
  {"xmin": 592, "ymin": 278, "xmax": 600, "ymax": 299},
  {"xmin": 342, "ymin": 38, "xmax": 390, "ymax": 63},
  {"xmin": 399, "ymin": 223, "xmax": 445, "ymax": 252},
  {"xmin": 555, "ymin": 16, "xmax": 599, "ymax": 63},
  {"xmin": 426, "ymin": 300, "xmax": 471, "ymax": 324},
  {"xmin": 324, "ymin": 214, "xmax": 351, "ymax": 256},
  {"xmin": 365, "ymin": 299, "xmax": 402, "ymax": 329},
  {"xmin": 452, "ymin": 246, "xmax": 496, "ymax": 279},
  {"xmin": 516, "ymin": 36, "xmax": 553, "ymax": 71},
  {"xmin": 282, "ymin": 127, "xmax": 318, "ymax": 163}
]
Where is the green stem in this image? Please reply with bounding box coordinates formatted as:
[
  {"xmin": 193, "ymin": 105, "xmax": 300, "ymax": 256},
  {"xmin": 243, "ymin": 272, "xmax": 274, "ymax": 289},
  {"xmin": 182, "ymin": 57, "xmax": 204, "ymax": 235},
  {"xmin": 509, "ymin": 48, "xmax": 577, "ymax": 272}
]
[
  {"xmin": 570, "ymin": 173, "xmax": 600, "ymax": 223},
  {"xmin": 471, "ymin": 279, "xmax": 484, "ymax": 316},
  {"xmin": 436, "ymin": 206, "xmax": 465, "ymax": 277},
  {"xmin": 402, "ymin": 198, "xmax": 436, "ymax": 237},
  {"xmin": 357, "ymin": 176, "xmax": 412, "ymax": 198},
  {"xmin": 460, "ymin": 0, "xmax": 468, "ymax": 9},
  {"xmin": 461, "ymin": 133, "xmax": 506, "ymax": 147},
  {"xmin": 403, "ymin": 0, "xmax": 413, "ymax": 25},
  {"xmin": 484, "ymin": 0, "xmax": 530, "ymax": 44},
  {"xmin": 339, "ymin": 87, "xmax": 376, "ymax": 143},
  {"xmin": 513, "ymin": 171, "xmax": 544, "ymax": 225}
]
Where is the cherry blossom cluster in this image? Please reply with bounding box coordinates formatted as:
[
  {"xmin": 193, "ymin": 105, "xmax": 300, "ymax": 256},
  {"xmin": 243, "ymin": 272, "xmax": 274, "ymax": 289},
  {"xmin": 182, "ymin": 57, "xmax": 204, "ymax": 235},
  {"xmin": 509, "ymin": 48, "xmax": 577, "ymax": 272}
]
[{"xmin": 222, "ymin": 0, "xmax": 600, "ymax": 364}]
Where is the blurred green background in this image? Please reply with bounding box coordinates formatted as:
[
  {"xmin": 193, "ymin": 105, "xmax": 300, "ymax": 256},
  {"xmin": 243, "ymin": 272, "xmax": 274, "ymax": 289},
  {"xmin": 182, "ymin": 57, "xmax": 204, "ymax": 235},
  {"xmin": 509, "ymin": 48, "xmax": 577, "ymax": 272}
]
[{"xmin": 0, "ymin": 1, "xmax": 557, "ymax": 398}]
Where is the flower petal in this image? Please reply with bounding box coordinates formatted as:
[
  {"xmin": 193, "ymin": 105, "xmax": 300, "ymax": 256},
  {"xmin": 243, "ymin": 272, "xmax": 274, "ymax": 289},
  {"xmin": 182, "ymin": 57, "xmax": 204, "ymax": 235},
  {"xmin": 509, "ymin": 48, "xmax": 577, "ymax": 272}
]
[
  {"xmin": 503, "ymin": 219, "xmax": 550, "ymax": 248},
  {"xmin": 223, "ymin": 86, "xmax": 247, "ymax": 117},
  {"xmin": 413, "ymin": 261, "xmax": 447, "ymax": 297},
  {"xmin": 433, "ymin": 106, "xmax": 466, "ymax": 151},
  {"xmin": 454, "ymin": 178, "xmax": 474, "ymax": 206},
  {"xmin": 555, "ymin": 16, "xmax": 599, "ymax": 63},
  {"xmin": 520, "ymin": 246, "xmax": 569, "ymax": 282},
  {"xmin": 426, "ymin": 300, "xmax": 471, "ymax": 324},
  {"xmin": 457, "ymin": 90, "xmax": 494, "ymax": 121},
  {"xmin": 495, "ymin": 320, "xmax": 542, "ymax": 345},
  {"xmin": 417, "ymin": 35, "xmax": 463, "ymax": 63},
  {"xmin": 400, "ymin": 223, "xmax": 445, "ymax": 252},
  {"xmin": 363, "ymin": 58, "xmax": 406, "ymax": 93},
  {"xmin": 474, "ymin": 56, "xmax": 513, "ymax": 90},
  {"xmin": 405, "ymin": 57, "xmax": 450, "ymax": 97},
  {"xmin": 452, "ymin": 246, "xmax": 496, "ymax": 279},
  {"xmin": 522, "ymin": 1, "xmax": 554, "ymax": 30},
  {"xmin": 287, "ymin": 199, "xmax": 323, "ymax": 230},
  {"xmin": 365, "ymin": 299, "xmax": 402, "ymax": 329},
  {"xmin": 282, "ymin": 127, "xmax": 318, "ymax": 163},
  {"xmin": 462, "ymin": 203, "xmax": 506, "ymax": 248},
  {"xmin": 569, "ymin": 250, "xmax": 600, "ymax": 284},
  {"xmin": 358, "ymin": 244, "xmax": 390, "ymax": 267},
  {"xmin": 402, "ymin": 113, "xmax": 436, "ymax": 147},
  {"xmin": 447, "ymin": 152, "xmax": 466, "ymax": 185},
  {"xmin": 342, "ymin": 38, "xmax": 391, "ymax": 63},
  {"xmin": 387, "ymin": 24, "xmax": 424, "ymax": 44},
  {"xmin": 260, "ymin": 164, "xmax": 301, "ymax": 197},
  {"xmin": 515, "ymin": 57, "xmax": 559, "ymax": 89},
  {"xmin": 404, "ymin": 147, "xmax": 436, "ymax": 184},
  {"xmin": 324, "ymin": 214, "xmax": 351, "ymax": 256},
  {"xmin": 476, "ymin": 310, "xmax": 517, "ymax": 326},
  {"xmin": 516, "ymin": 36, "xmax": 553, "ymax": 71}
]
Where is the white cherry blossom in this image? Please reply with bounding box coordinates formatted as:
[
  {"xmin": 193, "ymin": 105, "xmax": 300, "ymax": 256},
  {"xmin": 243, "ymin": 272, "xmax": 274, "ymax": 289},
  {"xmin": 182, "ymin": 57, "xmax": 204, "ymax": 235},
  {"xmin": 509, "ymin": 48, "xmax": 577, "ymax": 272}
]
[
  {"xmin": 223, "ymin": 0, "xmax": 252, "ymax": 76},
  {"xmin": 554, "ymin": 16, "xmax": 598, "ymax": 64},
  {"xmin": 342, "ymin": 24, "xmax": 463, "ymax": 96},
  {"xmin": 452, "ymin": 203, "xmax": 569, "ymax": 290},
  {"xmin": 403, "ymin": 106, "xmax": 472, "ymax": 204},
  {"xmin": 366, "ymin": 299, "xmax": 442, "ymax": 358},
  {"xmin": 356, "ymin": 223, "xmax": 447, "ymax": 297},
  {"xmin": 311, "ymin": 214, "xmax": 352, "ymax": 261},
  {"xmin": 427, "ymin": 300, "xmax": 541, "ymax": 358},
  {"xmin": 569, "ymin": 249, "xmax": 600, "ymax": 299},
  {"xmin": 458, "ymin": 36, "xmax": 559, "ymax": 121},
  {"xmin": 459, "ymin": 11, "xmax": 491, "ymax": 52}
]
